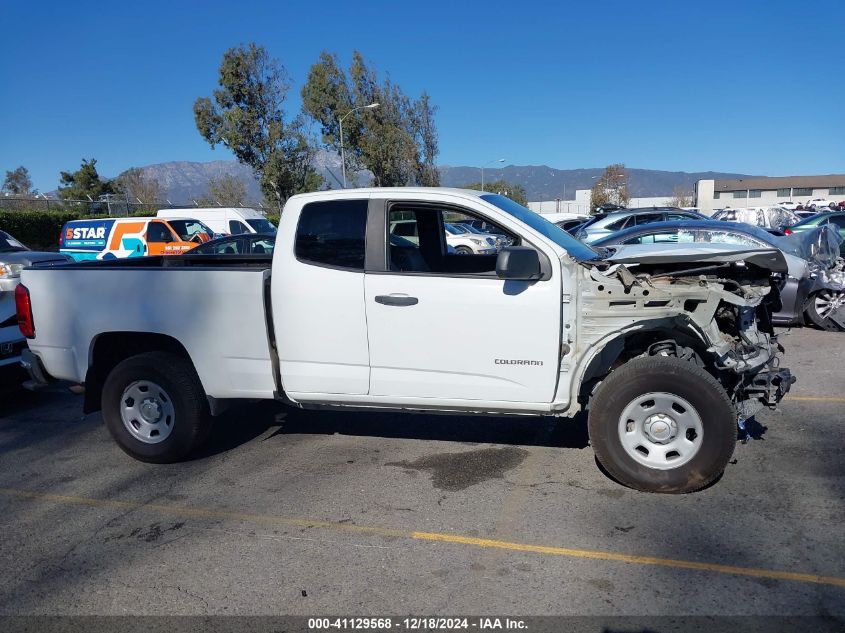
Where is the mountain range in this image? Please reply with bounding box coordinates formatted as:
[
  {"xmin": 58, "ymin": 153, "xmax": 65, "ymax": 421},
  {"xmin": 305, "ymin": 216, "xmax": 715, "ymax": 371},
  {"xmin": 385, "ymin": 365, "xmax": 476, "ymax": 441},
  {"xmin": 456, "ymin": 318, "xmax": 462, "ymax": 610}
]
[{"xmin": 132, "ymin": 155, "xmax": 752, "ymax": 204}]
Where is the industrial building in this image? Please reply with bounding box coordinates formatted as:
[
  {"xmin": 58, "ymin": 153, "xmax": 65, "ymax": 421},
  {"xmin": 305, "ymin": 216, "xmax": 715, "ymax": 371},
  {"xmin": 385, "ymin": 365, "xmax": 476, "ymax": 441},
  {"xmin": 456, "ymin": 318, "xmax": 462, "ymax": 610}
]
[{"xmin": 695, "ymin": 175, "xmax": 845, "ymax": 215}]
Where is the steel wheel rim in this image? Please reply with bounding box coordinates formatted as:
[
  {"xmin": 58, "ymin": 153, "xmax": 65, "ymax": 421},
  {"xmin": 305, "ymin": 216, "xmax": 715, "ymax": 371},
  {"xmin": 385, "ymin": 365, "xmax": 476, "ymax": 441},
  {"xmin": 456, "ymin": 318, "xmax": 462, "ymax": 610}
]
[
  {"xmin": 120, "ymin": 380, "xmax": 176, "ymax": 444},
  {"xmin": 815, "ymin": 290, "xmax": 843, "ymax": 320},
  {"xmin": 618, "ymin": 392, "xmax": 704, "ymax": 470}
]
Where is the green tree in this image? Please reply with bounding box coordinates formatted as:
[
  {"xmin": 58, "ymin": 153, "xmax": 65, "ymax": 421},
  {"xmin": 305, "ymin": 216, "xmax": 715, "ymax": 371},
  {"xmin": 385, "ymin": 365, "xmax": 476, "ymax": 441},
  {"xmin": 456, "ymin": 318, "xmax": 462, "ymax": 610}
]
[
  {"xmin": 461, "ymin": 180, "xmax": 528, "ymax": 206},
  {"xmin": 198, "ymin": 174, "xmax": 248, "ymax": 206},
  {"xmin": 115, "ymin": 167, "xmax": 161, "ymax": 212},
  {"xmin": 2, "ymin": 166, "xmax": 35, "ymax": 195},
  {"xmin": 590, "ymin": 164, "xmax": 629, "ymax": 213},
  {"xmin": 58, "ymin": 158, "xmax": 116, "ymax": 201},
  {"xmin": 193, "ymin": 43, "xmax": 323, "ymax": 212},
  {"xmin": 301, "ymin": 51, "xmax": 439, "ymax": 187}
]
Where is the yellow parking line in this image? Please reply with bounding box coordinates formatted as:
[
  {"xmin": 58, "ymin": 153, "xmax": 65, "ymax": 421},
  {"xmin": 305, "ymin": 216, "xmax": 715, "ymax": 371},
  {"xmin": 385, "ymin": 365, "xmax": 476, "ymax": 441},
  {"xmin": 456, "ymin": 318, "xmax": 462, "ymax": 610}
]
[
  {"xmin": 2, "ymin": 487, "xmax": 844, "ymax": 589},
  {"xmin": 785, "ymin": 396, "xmax": 845, "ymax": 403}
]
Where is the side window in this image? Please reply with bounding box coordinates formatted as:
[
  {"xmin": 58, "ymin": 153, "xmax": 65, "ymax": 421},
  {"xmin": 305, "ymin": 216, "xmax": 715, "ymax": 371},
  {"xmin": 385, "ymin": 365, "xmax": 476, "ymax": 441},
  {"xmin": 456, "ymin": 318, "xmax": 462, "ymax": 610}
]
[
  {"xmin": 213, "ymin": 239, "xmax": 242, "ymax": 254},
  {"xmin": 386, "ymin": 205, "xmax": 512, "ymax": 275},
  {"xmin": 634, "ymin": 213, "xmax": 664, "ymax": 226},
  {"xmin": 229, "ymin": 220, "xmax": 249, "ymax": 234},
  {"xmin": 147, "ymin": 222, "xmax": 173, "ymax": 243},
  {"xmin": 829, "ymin": 215, "xmax": 845, "ymax": 230},
  {"xmin": 605, "ymin": 218, "xmax": 627, "ymax": 231},
  {"xmin": 249, "ymin": 237, "xmax": 274, "ymax": 254},
  {"xmin": 700, "ymin": 231, "xmax": 764, "ymax": 247},
  {"xmin": 295, "ymin": 200, "xmax": 367, "ymax": 270}
]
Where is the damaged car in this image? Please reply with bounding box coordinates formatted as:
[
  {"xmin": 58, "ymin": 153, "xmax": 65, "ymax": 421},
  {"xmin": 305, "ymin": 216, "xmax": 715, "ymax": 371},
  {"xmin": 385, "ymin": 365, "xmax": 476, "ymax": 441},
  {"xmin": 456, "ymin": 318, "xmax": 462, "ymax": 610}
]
[{"xmin": 591, "ymin": 221, "xmax": 845, "ymax": 332}]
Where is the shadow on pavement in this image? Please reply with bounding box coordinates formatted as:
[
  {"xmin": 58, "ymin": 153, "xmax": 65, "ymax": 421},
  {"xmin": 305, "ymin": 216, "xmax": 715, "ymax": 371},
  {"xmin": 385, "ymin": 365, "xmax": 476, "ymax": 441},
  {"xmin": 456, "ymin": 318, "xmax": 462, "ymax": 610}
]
[{"xmin": 197, "ymin": 401, "xmax": 590, "ymax": 459}]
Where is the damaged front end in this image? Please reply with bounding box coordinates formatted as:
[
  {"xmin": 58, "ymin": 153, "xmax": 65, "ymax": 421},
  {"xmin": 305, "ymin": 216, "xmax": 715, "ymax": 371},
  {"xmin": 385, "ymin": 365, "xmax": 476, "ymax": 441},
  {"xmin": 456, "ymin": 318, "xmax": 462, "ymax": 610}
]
[{"xmin": 577, "ymin": 243, "xmax": 796, "ymax": 419}]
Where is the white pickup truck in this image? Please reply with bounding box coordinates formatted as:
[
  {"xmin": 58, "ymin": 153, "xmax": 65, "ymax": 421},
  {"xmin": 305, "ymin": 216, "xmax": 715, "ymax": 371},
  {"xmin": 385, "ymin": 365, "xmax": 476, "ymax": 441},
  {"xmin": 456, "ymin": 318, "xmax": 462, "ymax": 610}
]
[{"xmin": 17, "ymin": 188, "xmax": 794, "ymax": 493}]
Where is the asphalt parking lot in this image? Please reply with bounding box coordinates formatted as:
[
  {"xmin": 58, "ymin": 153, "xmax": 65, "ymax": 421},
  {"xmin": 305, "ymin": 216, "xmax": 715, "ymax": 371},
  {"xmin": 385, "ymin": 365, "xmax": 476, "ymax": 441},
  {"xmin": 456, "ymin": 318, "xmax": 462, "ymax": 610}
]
[{"xmin": 0, "ymin": 327, "xmax": 843, "ymax": 618}]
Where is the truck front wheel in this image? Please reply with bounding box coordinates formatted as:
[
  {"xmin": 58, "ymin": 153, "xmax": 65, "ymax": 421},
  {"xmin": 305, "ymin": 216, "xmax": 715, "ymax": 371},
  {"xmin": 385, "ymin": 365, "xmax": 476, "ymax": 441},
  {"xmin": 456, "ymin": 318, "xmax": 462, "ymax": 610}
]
[
  {"xmin": 101, "ymin": 351, "xmax": 211, "ymax": 463},
  {"xmin": 588, "ymin": 356, "xmax": 736, "ymax": 493}
]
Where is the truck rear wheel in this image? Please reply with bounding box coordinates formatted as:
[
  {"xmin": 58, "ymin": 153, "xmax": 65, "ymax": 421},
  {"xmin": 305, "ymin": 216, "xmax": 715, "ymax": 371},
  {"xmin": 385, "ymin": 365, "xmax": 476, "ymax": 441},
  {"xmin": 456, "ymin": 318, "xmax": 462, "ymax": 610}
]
[
  {"xmin": 102, "ymin": 351, "xmax": 211, "ymax": 463},
  {"xmin": 588, "ymin": 356, "xmax": 736, "ymax": 493}
]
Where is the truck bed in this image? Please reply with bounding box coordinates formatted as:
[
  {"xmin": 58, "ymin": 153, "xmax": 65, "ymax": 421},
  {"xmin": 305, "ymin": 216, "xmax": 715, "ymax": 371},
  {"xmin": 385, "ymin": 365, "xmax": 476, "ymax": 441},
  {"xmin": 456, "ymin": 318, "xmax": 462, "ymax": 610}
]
[{"xmin": 23, "ymin": 256, "xmax": 277, "ymax": 399}]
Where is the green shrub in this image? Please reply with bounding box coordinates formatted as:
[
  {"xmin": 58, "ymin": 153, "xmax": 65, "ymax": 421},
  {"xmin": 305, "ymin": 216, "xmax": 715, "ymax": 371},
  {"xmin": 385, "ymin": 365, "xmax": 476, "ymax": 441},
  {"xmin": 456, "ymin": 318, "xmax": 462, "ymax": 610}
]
[
  {"xmin": 0, "ymin": 210, "xmax": 84, "ymax": 251},
  {"xmin": 266, "ymin": 213, "xmax": 280, "ymax": 226}
]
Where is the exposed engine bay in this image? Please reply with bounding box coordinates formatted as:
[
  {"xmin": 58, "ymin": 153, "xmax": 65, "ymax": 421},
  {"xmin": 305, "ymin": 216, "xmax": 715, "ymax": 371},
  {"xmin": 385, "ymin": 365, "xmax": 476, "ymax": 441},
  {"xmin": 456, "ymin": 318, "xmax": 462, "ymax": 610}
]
[{"xmin": 573, "ymin": 244, "xmax": 795, "ymax": 419}]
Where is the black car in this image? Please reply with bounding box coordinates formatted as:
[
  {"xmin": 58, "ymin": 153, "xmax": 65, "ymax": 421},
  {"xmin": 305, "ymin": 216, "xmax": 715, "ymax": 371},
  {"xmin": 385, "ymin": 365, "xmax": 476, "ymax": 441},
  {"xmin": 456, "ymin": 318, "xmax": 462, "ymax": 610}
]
[
  {"xmin": 188, "ymin": 232, "xmax": 276, "ymax": 256},
  {"xmin": 591, "ymin": 220, "xmax": 843, "ymax": 330}
]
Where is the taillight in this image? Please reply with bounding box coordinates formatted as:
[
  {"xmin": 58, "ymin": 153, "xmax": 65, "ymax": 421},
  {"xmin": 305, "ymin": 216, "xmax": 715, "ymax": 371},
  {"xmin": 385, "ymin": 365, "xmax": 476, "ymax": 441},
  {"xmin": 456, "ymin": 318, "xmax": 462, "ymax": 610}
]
[
  {"xmin": 15, "ymin": 284, "xmax": 35, "ymax": 338},
  {"xmin": 784, "ymin": 228, "xmax": 793, "ymax": 235}
]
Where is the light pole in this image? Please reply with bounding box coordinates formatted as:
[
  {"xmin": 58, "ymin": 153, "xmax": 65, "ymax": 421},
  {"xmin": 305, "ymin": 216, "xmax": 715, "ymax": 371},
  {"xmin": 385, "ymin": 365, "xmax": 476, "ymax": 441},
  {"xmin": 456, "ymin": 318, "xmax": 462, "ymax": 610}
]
[
  {"xmin": 481, "ymin": 158, "xmax": 505, "ymax": 191},
  {"xmin": 339, "ymin": 103, "xmax": 379, "ymax": 188}
]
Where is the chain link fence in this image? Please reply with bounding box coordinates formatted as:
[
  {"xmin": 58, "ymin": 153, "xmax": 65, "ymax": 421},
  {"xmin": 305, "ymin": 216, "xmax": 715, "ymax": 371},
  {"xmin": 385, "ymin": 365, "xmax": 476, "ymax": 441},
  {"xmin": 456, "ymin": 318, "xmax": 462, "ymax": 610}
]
[{"xmin": 0, "ymin": 194, "xmax": 274, "ymax": 217}]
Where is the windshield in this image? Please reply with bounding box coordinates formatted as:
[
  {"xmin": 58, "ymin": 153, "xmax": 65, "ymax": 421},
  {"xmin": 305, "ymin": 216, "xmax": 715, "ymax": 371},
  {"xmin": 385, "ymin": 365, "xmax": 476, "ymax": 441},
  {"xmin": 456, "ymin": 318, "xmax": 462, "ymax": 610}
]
[
  {"xmin": 0, "ymin": 230, "xmax": 28, "ymax": 252},
  {"xmin": 444, "ymin": 224, "xmax": 462, "ymax": 234},
  {"xmin": 168, "ymin": 219, "xmax": 214, "ymax": 241},
  {"xmin": 480, "ymin": 194, "xmax": 600, "ymax": 261},
  {"xmin": 247, "ymin": 218, "xmax": 277, "ymax": 233}
]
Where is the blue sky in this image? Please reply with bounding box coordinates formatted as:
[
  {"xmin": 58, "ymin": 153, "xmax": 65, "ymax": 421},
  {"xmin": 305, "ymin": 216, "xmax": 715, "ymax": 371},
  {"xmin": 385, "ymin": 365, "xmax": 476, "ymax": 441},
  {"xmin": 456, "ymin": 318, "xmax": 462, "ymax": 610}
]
[{"xmin": 2, "ymin": 0, "xmax": 843, "ymax": 191}]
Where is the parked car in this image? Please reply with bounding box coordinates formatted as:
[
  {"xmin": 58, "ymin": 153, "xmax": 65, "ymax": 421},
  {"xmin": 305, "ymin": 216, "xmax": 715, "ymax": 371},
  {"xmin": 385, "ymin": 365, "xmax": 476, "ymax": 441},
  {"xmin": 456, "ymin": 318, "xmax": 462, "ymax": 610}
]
[
  {"xmin": 188, "ymin": 233, "xmax": 276, "ymax": 256},
  {"xmin": 0, "ymin": 230, "xmax": 72, "ymax": 385},
  {"xmin": 591, "ymin": 220, "xmax": 845, "ymax": 331},
  {"xmin": 453, "ymin": 217, "xmax": 510, "ymax": 237},
  {"xmin": 805, "ymin": 198, "xmax": 838, "ymax": 211},
  {"xmin": 711, "ymin": 206, "xmax": 800, "ymax": 232},
  {"xmin": 18, "ymin": 188, "xmax": 794, "ymax": 493},
  {"xmin": 444, "ymin": 223, "xmax": 499, "ymax": 254},
  {"xmin": 784, "ymin": 211, "xmax": 845, "ymax": 256},
  {"xmin": 556, "ymin": 218, "xmax": 589, "ymax": 233},
  {"xmin": 157, "ymin": 208, "xmax": 276, "ymax": 236},
  {"xmin": 574, "ymin": 207, "xmax": 704, "ymax": 243},
  {"xmin": 778, "ymin": 201, "xmax": 801, "ymax": 211},
  {"xmin": 450, "ymin": 222, "xmax": 510, "ymax": 249},
  {"xmin": 60, "ymin": 217, "xmax": 212, "ymax": 261}
]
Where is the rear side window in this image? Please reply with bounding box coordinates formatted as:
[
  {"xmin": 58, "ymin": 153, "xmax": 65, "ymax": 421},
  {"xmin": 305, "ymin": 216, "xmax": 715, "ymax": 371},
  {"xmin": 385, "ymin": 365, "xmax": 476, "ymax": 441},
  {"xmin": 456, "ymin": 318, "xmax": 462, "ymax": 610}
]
[
  {"xmin": 295, "ymin": 200, "xmax": 368, "ymax": 270},
  {"xmin": 634, "ymin": 213, "xmax": 664, "ymax": 226},
  {"xmin": 229, "ymin": 220, "xmax": 249, "ymax": 234}
]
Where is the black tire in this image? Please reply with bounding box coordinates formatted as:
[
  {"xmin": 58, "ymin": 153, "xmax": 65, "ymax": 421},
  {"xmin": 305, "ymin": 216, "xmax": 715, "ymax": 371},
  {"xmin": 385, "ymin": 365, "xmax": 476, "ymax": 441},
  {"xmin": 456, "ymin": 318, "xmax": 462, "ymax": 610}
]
[
  {"xmin": 804, "ymin": 290, "xmax": 845, "ymax": 332},
  {"xmin": 102, "ymin": 351, "xmax": 211, "ymax": 463},
  {"xmin": 454, "ymin": 246, "xmax": 473, "ymax": 255},
  {"xmin": 588, "ymin": 356, "xmax": 736, "ymax": 493}
]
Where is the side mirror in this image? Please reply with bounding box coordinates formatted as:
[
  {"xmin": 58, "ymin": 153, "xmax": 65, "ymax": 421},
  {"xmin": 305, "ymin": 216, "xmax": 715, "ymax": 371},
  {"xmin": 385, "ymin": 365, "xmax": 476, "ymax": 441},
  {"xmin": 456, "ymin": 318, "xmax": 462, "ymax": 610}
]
[{"xmin": 496, "ymin": 246, "xmax": 541, "ymax": 280}]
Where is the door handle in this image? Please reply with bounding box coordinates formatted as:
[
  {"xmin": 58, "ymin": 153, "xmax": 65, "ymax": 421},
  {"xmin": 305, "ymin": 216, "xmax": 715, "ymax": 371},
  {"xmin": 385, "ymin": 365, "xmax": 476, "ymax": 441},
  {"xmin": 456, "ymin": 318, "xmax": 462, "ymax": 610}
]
[{"xmin": 375, "ymin": 294, "xmax": 418, "ymax": 307}]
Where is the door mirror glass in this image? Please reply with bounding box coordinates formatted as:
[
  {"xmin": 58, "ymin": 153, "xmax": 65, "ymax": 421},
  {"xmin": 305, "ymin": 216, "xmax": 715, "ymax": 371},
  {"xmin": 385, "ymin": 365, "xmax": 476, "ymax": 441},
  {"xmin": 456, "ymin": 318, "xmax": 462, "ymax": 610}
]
[{"xmin": 496, "ymin": 246, "xmax": 541, "ymax": 280}]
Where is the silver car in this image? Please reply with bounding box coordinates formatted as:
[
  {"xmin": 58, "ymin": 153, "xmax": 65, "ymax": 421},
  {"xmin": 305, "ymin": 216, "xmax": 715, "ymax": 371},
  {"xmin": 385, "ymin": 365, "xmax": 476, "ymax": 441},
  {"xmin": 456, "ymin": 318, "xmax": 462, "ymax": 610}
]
[{"xmin": 574, "ymin": 207, "xmax": 704, "ymax": 244}]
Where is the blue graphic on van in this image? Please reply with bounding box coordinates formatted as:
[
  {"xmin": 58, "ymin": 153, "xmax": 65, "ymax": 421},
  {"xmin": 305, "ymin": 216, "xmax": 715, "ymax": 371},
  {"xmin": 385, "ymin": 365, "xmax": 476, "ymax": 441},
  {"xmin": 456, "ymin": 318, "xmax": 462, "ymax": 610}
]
[
  {"xmin": 62, "ymin": 220, "xmax": 115, "ymax": 250},
  {"xmin": 121, "ymin": 237, "xmax": 145, "ymax": 257}
]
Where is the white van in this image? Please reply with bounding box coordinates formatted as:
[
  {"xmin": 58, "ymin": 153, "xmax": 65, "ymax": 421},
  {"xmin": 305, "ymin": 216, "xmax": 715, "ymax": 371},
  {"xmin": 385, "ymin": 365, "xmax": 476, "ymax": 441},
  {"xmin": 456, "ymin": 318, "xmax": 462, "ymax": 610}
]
[{"xmin": 156, "ymin": 208, "xmax": 276, "ymax": 236}]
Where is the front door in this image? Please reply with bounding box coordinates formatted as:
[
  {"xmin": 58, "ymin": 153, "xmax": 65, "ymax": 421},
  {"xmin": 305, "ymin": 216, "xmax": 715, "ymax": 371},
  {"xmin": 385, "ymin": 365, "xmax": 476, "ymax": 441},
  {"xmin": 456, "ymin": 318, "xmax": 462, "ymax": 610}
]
[
  {"xmin": 364, "ymin": 202, "xmax": 563, "ymax": 404},
  {"xmin": 146, "ymin": 221, "xmax": 194, "ymax": 256}
]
